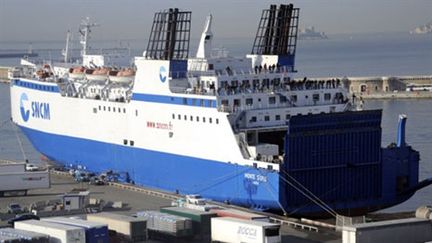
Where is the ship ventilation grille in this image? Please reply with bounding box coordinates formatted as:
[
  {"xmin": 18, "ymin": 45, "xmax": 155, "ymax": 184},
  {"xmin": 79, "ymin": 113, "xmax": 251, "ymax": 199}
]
[
  {"xmin": 145, "ymin": 8, "xmax": 191, "ymax": 60},
  {"xmin": 251, "ymin": 4, "xmax": 299, "ymax": 56}
]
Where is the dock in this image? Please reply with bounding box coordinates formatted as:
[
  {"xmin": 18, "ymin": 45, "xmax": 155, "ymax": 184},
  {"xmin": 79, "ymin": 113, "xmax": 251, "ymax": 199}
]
[
  {"xmin": 0, "ymin": 53, "xmax": 38, "ymax": 59},
  {"xmin": 0, "ymin": 169, "xmax": 340, "ymax": 242},
  {"xmin": 0, "ymin": 168, "xmax": 430, "ymax": 242}
]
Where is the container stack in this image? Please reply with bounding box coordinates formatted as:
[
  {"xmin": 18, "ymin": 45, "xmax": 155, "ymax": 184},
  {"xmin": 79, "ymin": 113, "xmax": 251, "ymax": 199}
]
[
  {"xmin": 86, "ymin": 212, "xmax": 147, "ymax": 242},
  {"xmin": 0, "ymin": 228, "xmax": 49, "ymax": 243},
  {"xmin": 136, "ymin": 210, "xmax": 193, "ymax": 237},
  {"xmin": 160, "ymin": 207, "xmax": 217, "ymax": 242},
  {"xmin": 41, "ymin": 217, "xmax": 109, "ymax": 243},
  {"xmin": 14, "ymin": 220, "xmax": 85, "ymax": 243}
]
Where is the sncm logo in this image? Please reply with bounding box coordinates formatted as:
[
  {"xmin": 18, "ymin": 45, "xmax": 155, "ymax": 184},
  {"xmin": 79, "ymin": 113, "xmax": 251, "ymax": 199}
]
[
  {"xmin": 19, "ymin": 93, "xmax": 51, "ymax": 122},
  {"xmin": 159, "ymin": 66, "xmax": 167, "ymax": 83}
]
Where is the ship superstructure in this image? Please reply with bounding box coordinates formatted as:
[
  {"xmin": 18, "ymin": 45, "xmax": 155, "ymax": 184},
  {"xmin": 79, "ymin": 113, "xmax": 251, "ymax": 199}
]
[{"xmin": 9, "ymin": 4, "xmax": 432, "ymax": 217}]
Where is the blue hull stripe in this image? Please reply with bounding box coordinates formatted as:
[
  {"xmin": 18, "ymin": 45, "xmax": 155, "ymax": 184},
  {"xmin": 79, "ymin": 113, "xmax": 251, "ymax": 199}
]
[
  {"xmin": 13, "ymin": 79, "xmax": 60, "ymax": 93},
  {"xmin": 132, "ymin": 93, "xmax": 217, "ymax": 108},
  {"xmin": 19, "ymin": 125, "xmax": 280, "ymax": 210},
  {"xmin": 18, "ymin": 124, "xmax": 412, "ymax": 215}
]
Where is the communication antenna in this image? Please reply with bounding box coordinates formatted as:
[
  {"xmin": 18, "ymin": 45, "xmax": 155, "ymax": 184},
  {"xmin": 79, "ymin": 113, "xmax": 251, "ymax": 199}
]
[{"xmin": 79, "ymin": 17, "xmax": 99, "ymax": 57}]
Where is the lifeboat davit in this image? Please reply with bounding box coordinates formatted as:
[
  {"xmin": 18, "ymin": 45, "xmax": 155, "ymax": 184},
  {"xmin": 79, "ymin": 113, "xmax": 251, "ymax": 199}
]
[{"xmin": 109, "ymin": 68, "xmax": 135, "ymax": 83}]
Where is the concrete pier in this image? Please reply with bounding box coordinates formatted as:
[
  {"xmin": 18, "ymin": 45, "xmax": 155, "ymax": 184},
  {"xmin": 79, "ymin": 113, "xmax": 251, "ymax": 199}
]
[{"xmin": 343, "ymin": 75, "xmax": 432, "ymax": 99}]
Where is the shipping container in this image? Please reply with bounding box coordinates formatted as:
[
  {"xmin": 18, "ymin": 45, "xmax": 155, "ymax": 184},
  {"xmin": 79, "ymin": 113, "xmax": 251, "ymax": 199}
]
[
  {"xmin": 210, "ymin": 208, "xmax": 269, "ymax": 222},
  {"xmin": 136, "ymin": 210, "xmax": 192, "ymax": 237},
  {"xmin": 86, "ymin": 213, "xmax": 146, "ymax": 242},
  {"xmin": 14, "ymin": 220, "xmax": 85, "ymax": 243},
  {"xmin": 0, "ymin": 163, "xmax": 26, "ymax": 173},
  {"xmin": 160, "ymin": 207, "xmax": 217, "ymax": 241},
  {"xmin": 42, "ymin": 217, "xmax": 108, "ymax": 243},
  {"xmin": 211, "ymin": 217, "xmax": 281, "ymax": 243},
  {"xmin": 0, "ymin": 228, "xmax": 49, "ymax": 243},
  {"xmin": 0, "ymin": 162, "xmax": 50, "ymax": 196}
]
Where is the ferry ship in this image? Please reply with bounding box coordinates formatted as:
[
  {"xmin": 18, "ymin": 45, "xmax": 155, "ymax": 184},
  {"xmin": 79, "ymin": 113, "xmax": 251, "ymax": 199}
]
[
  {"xmin": 9, "ymin": 4, "xmax": 432, "ymax": 217},
  {"xmin": 298, "ymin": 26, "xmax": 328, "ymax": 40}
]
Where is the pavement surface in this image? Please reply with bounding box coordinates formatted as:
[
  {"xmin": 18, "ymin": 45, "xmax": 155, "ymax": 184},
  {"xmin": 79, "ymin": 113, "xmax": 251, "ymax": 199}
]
[{"xmin": 0, "ymin": 172, "xmax": 342, "ymax": 242}]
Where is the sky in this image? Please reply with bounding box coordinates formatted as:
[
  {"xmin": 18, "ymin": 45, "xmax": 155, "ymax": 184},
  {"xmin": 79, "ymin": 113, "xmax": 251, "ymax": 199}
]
[{"xmin": 0, "ymin": 0, "xmax": 431, "ymax": 42}]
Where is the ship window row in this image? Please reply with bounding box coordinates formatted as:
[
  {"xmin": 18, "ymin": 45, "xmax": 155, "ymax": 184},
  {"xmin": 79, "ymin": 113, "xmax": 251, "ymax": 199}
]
[
  {"xmin": 250, "ymin": 114, "xmax": 291, "ymax": 123},
  {"xmin": 172, "ymin": 113, "xmax": 219, "ymax": 124},
  {"xmin": 96, "ymin": 105, "xmax": 126, "ymax": 113},
  {"xmin": 222, "ymin": 93, "xmax": 334, "ymax": 106},
  {"xmin": 15, "ymin": 80, "xmax": 56, "ymax": 92},
  {"xmin": 123, "ymin": 139, "xmax": 134, "ymax": 146},
  {"xmin": 181, "ymin": 98, "xmax": 215, "ymax": 108}
]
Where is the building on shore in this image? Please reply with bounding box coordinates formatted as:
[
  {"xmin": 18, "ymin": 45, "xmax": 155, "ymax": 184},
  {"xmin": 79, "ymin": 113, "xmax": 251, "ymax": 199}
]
[{"xmin": 344, "ymin": 75, "xmax": 432, "ymax": 97}]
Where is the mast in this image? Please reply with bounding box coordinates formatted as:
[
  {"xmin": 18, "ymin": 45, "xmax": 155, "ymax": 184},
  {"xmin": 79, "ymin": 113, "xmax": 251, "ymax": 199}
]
[
  {"xmin": 79, "ymin": 17, "xmax": 99, "ymax": 57},
  {"xmin": 62, "ymin": 30, "xmax": 71, "ymax": 63}
]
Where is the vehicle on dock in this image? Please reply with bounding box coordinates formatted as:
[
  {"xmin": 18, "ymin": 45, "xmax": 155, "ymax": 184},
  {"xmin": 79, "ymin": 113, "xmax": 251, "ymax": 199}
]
[
  {"xmin": 7, "ymin": 203, "xmax": 23, "ymax": 214},
  {"xmin": 74, "ymin": 170, "xmax": 95, "ymax": 182},
  {"xmin": 186, "ymin": 194, "xmax": 206, "ymax": 205},
  {"xmin": 8, "ymin": 4, "xmax": 432, "ymax": 217},
  {"xmin": 7, "ymin": 213, "xmax": 40, "ymax": 226},
  {"xmin": 25, "ymin": 163, "xmax": 40, "ymax": 171},
  {"xmin": 89, "ymin": 176, "xmax": 105, "ymax": 185}
]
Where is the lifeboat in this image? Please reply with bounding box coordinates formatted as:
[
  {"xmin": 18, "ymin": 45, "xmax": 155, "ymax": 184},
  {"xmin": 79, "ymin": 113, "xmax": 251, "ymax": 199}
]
[
  {"xmin": 109, "ymin": 68, "xmax": 135, "ymax": 83},
  {"xmin": 68, "ymin": 66, "xmax": 85, "ymax": 79},
  {"xmin": 85, "ymin": 67, "xmax": 111, "ymax": 81}
]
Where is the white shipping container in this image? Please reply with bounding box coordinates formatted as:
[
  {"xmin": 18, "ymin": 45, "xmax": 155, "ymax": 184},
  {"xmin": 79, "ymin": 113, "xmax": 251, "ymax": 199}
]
[
  {"xmin": 0, "ymin": 170, "xmax": 50, "ymax": 192},
  {"xmin": 211, "ymin": 217, "xmax": 281, "ymax": 243},
  {"xmin": 0, "ymin": 228, "xmax": 49, "ymax": 242},
  {"xmin": 0, "ymin": 162, "xmax": 50, "ymax": 195},
  {"xmin": 14, "ymin": 220, "xmax": 85, "ymax": 243},
  {"xmin": 0, "ymin": 162, "xmax": 26, "ymax": 173},
  {"xmin": 42, "ymin": 217, "xmax": 107, "ymax": 229}
]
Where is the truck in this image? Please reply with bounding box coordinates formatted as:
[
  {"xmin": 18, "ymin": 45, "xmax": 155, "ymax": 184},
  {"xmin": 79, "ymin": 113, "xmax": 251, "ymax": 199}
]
[
  {"xmin": 211, "ymin": 217, "xmax": 281, "ymax": 243},
  {"xmin": 0, "ymin": 161, "xmax": 50, "ymax": 196}
]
